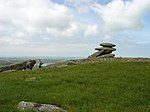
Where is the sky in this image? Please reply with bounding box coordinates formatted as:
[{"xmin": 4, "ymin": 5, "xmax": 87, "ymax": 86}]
[{"xmin": 0, "ymin": 0, "xmax": 150, "ymax": 57}]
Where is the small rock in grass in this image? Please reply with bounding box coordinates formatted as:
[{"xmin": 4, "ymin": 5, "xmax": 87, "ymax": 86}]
[
  {"xmin": 18, "ymin": 101, "xmax": 67, "ymax": 112},
  {"xmin": 25, "ymin": 77, "xmax": 36, "ymax": 81}
]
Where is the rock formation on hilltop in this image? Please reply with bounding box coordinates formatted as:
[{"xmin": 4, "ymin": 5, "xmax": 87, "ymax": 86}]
[
  {"xmin": 89, "ymin": 43, "xmax": 116, "ymax": 58},
  {"xmin": 0, "ymin": 60, "xmax": 36, "ymax": 72}
]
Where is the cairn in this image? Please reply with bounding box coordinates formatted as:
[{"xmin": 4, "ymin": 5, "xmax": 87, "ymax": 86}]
[{"xmin": 89, "ymin": 43, "xmax": 116, "ymax": 58}]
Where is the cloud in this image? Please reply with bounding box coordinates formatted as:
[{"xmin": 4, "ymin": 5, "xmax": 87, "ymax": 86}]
[
  {"xmin": 64, "ymin": 0, "xmax": 97, "ymax": 13},
  {"xmin": 92, "ymin": 0, "xmax": 150, "ymax": 32},
  {"xmin": 0, "ymin": 0, "xmax": 100, "ymax": 47},
  {"xmin": 84, "ymin": 25, "xmax": 99, "ymax": 36},
  {"xmin": 0, "ymin": 0, "xmax": 150, "ymax": 57},
  {"xmin": 115, "ymin": 41, "xmax": 150, "ymax": 57},
  {"xmin": 0, "ymin": 43, "xmax": 96, "ymax": 57}
]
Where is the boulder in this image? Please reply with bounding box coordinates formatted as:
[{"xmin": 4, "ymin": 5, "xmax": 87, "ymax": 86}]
[
  {"xmin": 18, "ymin": 101, "xmax": 67, "ymax": 112},
  {"xmin": 98, "ymin": 54, "xmax": 115, "ymax": 58},
  {"xmin": 67, "ymin": 61, "xmax": 77, "ymax": 65},
  {"xmin": 89, "ymin": 50, "xmax": 105, "ymax": 58},
  {"xmin": 101, "ymin": 51, "xmax": 112, "ymax": 55},
  {"xmin": 0, "ymin": 60, "xmax": 36, "ymax": 72},
  {"xmin": 100, "ymin": 43, "xmax": 116, "ymax": 47},
  {"xmin": 95, "ymin": 47, "xmax": 116, "ymax": 51}
]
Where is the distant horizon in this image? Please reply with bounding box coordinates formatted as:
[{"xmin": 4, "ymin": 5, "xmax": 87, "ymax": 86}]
[
  {"xmin": 1, "ymin": 55, "xmax": 150, "ymax": 58},
  {"xmin": 0, "ymin": 55, "xmax": 85, "ymax": 59}
]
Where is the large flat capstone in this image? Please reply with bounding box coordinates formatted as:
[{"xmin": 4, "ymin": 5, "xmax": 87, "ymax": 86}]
[{"xmin": 100, "ymin": 43, "xmax": 116, "ymax": 47}]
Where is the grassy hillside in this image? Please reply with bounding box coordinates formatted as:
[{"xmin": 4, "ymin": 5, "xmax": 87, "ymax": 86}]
[{"xmin": 0, "ymin": 62, "xmax": 150, "ymax": 112}]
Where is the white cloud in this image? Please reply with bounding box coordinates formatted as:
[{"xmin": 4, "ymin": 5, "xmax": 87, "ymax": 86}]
[
  {"xmin": 92, "ymin": 0, "xmax": 150, "ymax": 32},
  {"xmin": 64, "ymin": 0, "xmax": 97, "ymax": 13},
  {"xmin": 0, "ymin": 0, "xmax": 150, "ymax": 57},
  {"xmin": 84, "ymin": 25, "xmax": 99, "ymax": 36},
  {"xmin": 0, "ymin": 0, "xmax": 100, "ymax": 48}
]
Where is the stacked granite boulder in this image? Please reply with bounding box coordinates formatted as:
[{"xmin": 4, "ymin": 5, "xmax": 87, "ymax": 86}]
[{"xmin": 89, "ymin": 43, "xmax": 116, "ymax": 58}]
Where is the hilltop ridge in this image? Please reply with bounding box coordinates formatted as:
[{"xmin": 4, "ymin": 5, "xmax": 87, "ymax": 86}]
[{"xmin": 45, "ymin": 57, "xmax": 150, "ymax": 69}]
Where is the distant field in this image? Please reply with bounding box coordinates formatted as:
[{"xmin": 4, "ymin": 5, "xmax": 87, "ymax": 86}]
[{"xmin": 0, "ymin": 62, "xmax": 150, "ymax": 112}]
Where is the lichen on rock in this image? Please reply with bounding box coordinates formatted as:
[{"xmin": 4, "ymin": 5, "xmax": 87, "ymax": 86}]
[{"xmin": 18, "ymin": 101, "xmax": 67, "ymax": 112}]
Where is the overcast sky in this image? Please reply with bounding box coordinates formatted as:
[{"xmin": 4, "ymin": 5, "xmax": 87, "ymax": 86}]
[{"xmin": 0, "ymin": 0, "xmax": 150, "ymax": 57}]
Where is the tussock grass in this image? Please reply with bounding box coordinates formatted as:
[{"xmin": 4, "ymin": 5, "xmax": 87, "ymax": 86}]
[{"xmin": 0, "ymin": 62, "xmax": 150, "ymax": 112}]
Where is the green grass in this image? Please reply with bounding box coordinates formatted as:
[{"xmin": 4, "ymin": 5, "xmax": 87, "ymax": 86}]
[{"xmin": 0, "ymin": 62, "xmax": 150, "ymax": 112}]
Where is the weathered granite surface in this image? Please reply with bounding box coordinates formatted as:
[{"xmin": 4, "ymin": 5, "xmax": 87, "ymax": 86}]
[
  {"xmin": 18, "ymin": 101, "xmax": 67, "ymax": 112},
  {"xmin": 100, "ymin": 43, "xmax": 116, "ymax": 47},
  {"xmin": 0, "ymin": 60, "xmax": 36, "ymax": 72}
]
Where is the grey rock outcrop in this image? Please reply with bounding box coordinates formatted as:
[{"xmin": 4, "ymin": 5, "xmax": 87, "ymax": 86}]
[
  {"xmin": 90, "ymin": 50, "xmax": 104, "ymax": 57},
  {"xmin": 0, "ymin": 60, "xmax": 36, "ymax": 72},
  {"xmin": 18, "ymin": 101, "xmax": 67, "ymax": 112},
  {"xmin": 98, "ymin": 54, "xmax": 115, "ymax": 58},
  {"xmin": 89, "ymin": 43, "xmax": 116, "ymax": 58}
]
